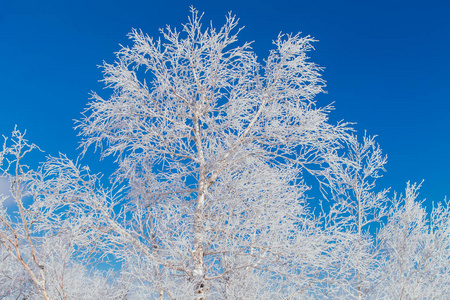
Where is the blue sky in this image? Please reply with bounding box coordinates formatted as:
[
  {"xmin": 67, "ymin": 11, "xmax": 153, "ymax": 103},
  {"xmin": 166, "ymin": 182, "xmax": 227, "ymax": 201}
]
[{"xmin": 1, "ymin": 0, "xmax": 449, "ymax": 208}]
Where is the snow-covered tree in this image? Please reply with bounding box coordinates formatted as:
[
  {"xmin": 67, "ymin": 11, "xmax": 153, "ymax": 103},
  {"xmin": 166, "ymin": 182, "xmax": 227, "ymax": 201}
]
[
  {"xmin": 0, "ymin": 129, "xmax": 121, "ymax": 299},
  {"xmin": 315, "ymin": 134, "xmax": 389, "ymax": 299},
  {"xmin": 375, "ymin": 183, "xmax": 450, "ymax": 299},
  {"xmin": 76, "ymin": 8, "xmax": 350, "ymax": 299}
]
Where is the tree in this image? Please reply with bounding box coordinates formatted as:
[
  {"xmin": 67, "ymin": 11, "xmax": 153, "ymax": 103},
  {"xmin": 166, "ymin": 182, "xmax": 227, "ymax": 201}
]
[
  {"xmin": 75, "ymin": 8, "xmax": 350, "ymax": 299},
  {"xmin": 375, "ymin": 183, "xmax": 450, "ymax": 299},
  {"xmin": 0, "ymin": 129, "xmax": 121, "ymax": 299},
  {"xmin": 316, "ymin": 134, "xmax": 389, "ymax": 299}
]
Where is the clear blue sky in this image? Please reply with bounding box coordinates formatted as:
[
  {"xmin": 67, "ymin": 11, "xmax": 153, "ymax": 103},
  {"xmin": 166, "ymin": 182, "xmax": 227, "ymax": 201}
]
[{"xmin": 1, "ymin": 0, "xmax": 449, "ymax": 208}]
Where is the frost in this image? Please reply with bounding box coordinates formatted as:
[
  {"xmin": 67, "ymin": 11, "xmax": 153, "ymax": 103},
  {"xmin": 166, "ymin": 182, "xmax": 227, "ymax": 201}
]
[{"xmin": 1, "ymin": 8, "xmax": 449, "ymax": 300}]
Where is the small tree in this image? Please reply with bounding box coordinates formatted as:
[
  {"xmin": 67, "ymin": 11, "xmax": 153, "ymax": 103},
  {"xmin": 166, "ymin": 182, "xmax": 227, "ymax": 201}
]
[
  {"xmin": 376, "ymin": 183, "xmax": 450, "ymax": 299},
  {"xmin": 316, "ymin": 134, "xmax": 389, "ymax": 299},
  {"xmin": 0, "ymin": 129, "xmax": 120, "ymax": 299}
]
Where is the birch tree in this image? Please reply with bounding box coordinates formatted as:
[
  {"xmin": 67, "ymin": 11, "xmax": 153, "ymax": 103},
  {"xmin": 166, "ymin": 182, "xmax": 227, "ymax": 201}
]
[
  {"xmin": 375, "ymin": 183, "xmax": 450, "ymax": 299},
  {"xmin": 0, "ymin": 129, "xmax": 121, "ymax": 300},
  {"xmin": 315, "ymin": 134, "xmax": 389, "ymax": 299},
  {"xmin": 77, "ymin": 8, "xmax": 350, "ymax": 299}
]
